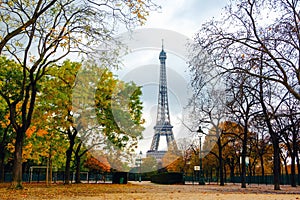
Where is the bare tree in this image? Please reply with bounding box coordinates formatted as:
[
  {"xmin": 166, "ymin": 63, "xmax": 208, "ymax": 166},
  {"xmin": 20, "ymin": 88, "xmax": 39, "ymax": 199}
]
[
  {"xmin": 225, "ymin": 72, "xmax": 261, "ymax": 188},
  {"xmin": 272, "ymin": 93, "xmax": 300, "ymax": 187},
  {"xmin": 188, "ymin": 79, "xmax": 228, "ymax": 186},
  {"xmin": 190, "ymin": 0, "xmax": 300, "ymax": 190},
  {"xmin": 193, "ymin": 0, "xmax": 300, "ymax": 101}
]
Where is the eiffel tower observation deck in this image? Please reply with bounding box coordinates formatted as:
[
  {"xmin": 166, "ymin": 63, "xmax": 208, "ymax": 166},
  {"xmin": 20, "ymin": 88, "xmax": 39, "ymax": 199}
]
[{"xmin": 147, "ymin": 41, "xmax": 178, "ymax": 163}]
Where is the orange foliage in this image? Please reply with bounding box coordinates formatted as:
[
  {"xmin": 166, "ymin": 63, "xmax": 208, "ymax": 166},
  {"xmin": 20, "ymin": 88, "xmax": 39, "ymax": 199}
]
[
  {"xmin": 26, "ymin": 126, "xmax": 36, "ymax": 138},
  {"xmin": 84, "ymin": 156, "xmax": 111, "ymax": 172},
  {"xmin": 25, "ymin": 125, "xmax": 48, "ymax": 138},
  {"xmin": 36, "ymin": 129, "xmax": 48, "ymax": 137},
  {"xmin": 162, "ymin": 151, "xmax": 183, "ymax": 172},
  {"xmin": 219, "ymin": 121, "xmax": 243, "ymax": 135},
  {"xmin": 165, "ymin": 157, "xmax": 184, "ymax": 172},
  {"xmin": 286, "ymin": 165, "xmax": 299, "ymax": 174}
]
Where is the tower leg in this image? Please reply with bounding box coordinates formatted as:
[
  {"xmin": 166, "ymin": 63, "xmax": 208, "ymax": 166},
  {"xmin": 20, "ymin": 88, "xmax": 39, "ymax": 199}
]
[
  {"xmin": 150, "ymin": 133, "xmax": 160, "ymax": 151},
  {"xmin": 166, "ymin": 133, "xmax": 178, "ymax": 152}
]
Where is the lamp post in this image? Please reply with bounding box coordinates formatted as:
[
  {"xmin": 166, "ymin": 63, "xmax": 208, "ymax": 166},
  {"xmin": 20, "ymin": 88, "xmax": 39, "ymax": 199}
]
[
  {"xmin": 139, "ymin": 151, "xmax": 142, "ymax": 182},
  {"xmin": 197, "ymin": 126, "xmax": 205, "ymax": 185},
  {"xmin": 240, "ymin": 155, "xmax": 249, "ymax": 185}
]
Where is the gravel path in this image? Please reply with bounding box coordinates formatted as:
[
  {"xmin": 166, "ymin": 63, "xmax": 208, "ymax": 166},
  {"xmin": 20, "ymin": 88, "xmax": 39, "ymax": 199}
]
[{"xmin": 0, "ymin": 182, "xmax": 299, "ymax": 200}]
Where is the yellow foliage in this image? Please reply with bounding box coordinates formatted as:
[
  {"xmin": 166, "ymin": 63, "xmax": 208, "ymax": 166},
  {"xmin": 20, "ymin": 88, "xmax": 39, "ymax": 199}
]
[
  {"xmin": 22, "ymin": 142, "xmax": 33, "ymax": 161},
  {"xmin": 6, "ymin": 140, "xmax": 33, "ymax": 162},
  {"xmin": 36, "ymin": 129, "xmax": 48, "ymax": 137},
  {"xmin": 7, "ymin": 140, "xmax": 15, "ymax": 153},
  {"xmin": 0, "ymin": 114, "xmax": 10, "ymax": 128},
  {"xmin": 40, "ymin": 150, "xmax": 49, "ymax": 157}
]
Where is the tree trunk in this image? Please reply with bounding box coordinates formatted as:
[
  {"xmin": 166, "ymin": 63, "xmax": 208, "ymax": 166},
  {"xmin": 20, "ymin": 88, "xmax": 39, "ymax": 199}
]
[
  {"xmin": 49, "ymin": 153, "xmax": 52, "ymax": 185},
  {"xmin": 65, "ymin": 146, "xmax": 73, "ymax": 184},
  {"xmin": 0, "ymin": 146, "xmax": 5, "ymax": 183},
  {"xmin": 241, "ymin": 154, "xmax": 246, "ymax": 188},
  {"xmin": 75, "ymin": 155, "xmax": 81, "ymax": 183},
  {"xmin": 0, "ymin": 125, "xmax": 9, "ymax": 183},
  {"xmin": 241, "ymin": 131, "xmax": 248, "ymax": 188},
  {"xmin": 290, "ymin": 130, "xmax": 297, "ymax": 187},
  {"xmin": 291, "ymin": 153, "xmax": 296, "ymax": 187},
  {"xmin": 224, "ymin": 163, "xmax": 227, "ymax": 183},
  {"xmin": 273, "ymin": 139, "xmax": 281, "ymax": 190},
  {"xmin": 258, "ymin": 75, "xmax": 280, "ymax": 190},
  {"xmin": 296, "ymin": 151, "xmax": 300, "ymax": 186},
  {"xmin": 74, "ymin": 142, "xmax": 82, "ymax": 184},
  {"xmin": 249, "ymin": 161, "xmax": 252, "ymax": 177},
  {"xmin": 218, "ymin": 137, "xmax": 224, "ymax": 186},
  {"xmin": 260, "ymin": 154, "xmax": 265, "ymax": 177},
  {"xmin": 282, "ymin": 156, "xmax": 288, "ymax": 176},
  {"xmin": 65, "ymin": 128, "xmax": 77, "ymax": 184},
  {"xmin": 11, "ymin": 130, "xmax": 24, "ymax": 189},
  {"xmin": 230, "ymin": 159, "xmax": 234, "ymax": 183}
]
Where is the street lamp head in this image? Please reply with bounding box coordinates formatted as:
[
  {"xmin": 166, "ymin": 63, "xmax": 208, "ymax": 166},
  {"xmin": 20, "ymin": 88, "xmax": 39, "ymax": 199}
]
[{"xmin": 197, "ymin": 126, "xmax": 204, "ymax": 134}]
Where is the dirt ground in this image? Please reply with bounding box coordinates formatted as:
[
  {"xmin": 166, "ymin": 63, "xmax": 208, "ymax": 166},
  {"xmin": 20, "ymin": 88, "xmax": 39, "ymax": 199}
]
[{"xmin": 0, "ymin": 181, "xmax": 299, "ymax": 200}]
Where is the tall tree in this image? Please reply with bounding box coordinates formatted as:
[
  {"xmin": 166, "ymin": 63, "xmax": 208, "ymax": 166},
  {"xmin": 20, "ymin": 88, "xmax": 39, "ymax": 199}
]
[
  {"xmin": 0, "ymin": 0, "xmax": 157, "ymax": 188},
  {"xmin": 225, "ymin": 72, "xmax": 261, "ymax": 188},
  {"xmin": 188, "ymin": 52, "xmax": 228, "ymax": 185},
  {"xmin": 40, "ymin": 60, "xmax": 144, "ymax": 184},
  {"xmin": 0, "ymin": 57, "xmax": 25, "ymax": 187},
  {"xmin": 255, "ymin": 61, "xmax": 296, "ymax": 190},
  {"xmin": 272, "ymin": 93, "xmax": 300, "ymax": 187}
]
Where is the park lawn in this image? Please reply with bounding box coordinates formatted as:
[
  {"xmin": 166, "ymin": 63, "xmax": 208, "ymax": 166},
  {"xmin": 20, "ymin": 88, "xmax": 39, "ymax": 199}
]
[{"xmin": 0, "ymin": 182, "xmax": 299, "ymax": 200}]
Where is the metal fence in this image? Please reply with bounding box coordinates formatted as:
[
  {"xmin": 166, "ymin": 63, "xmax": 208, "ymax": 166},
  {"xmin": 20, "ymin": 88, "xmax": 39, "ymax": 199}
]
[
  {"xmin": 2, "ymin": 171, "xmax": 113, "ymax": 183},
  {"xmin": 184, "ymin": 172, "xmax": 300, "ymax": 185},
  {"xmin": 2, "ymin": 171, "xmax": 299, "ymax": 185}
]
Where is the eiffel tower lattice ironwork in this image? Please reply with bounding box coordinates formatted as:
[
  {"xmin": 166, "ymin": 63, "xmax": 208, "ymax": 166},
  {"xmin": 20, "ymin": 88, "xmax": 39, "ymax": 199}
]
[{"xmin": 147, "ymin": 41, "xmax": 178, "ymax": 161}]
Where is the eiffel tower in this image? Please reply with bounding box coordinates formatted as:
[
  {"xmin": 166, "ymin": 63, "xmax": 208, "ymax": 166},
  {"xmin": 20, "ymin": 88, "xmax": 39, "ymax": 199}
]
[{"xmin": 146, "ymin": 41, "xmax": 178, "ymax": 162}]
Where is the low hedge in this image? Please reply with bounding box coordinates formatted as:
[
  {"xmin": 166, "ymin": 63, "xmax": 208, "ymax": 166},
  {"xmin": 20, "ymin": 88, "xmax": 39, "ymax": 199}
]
[
  {"xmin": 112, "ymin": 172, "xmax": 128, "ymax": 184},
  {"xmin": 151, "ymin": 172, "xmax": 184, "ymax": 184}
]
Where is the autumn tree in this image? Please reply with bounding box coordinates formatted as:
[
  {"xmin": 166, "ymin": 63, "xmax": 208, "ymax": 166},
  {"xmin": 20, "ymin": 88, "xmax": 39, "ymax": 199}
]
[
  {"xmin": 282, "ymin": 97, "xmax": 300, "ymax": 186},
  {"xmin": 0, "ymin": 0, "xmax": 158, "ymax": 188},
  {"xmin": 39, "ymin": 60, "xmax": 144, "ymax": 184},
  {"xmin": 0, "ymin": 57, "xmax": 24, "ymax": 187},
  {"xmin": 249, "ymin": 113, "xmax": 273, "ymax": 179},
  {"xmin": 26, "ymin": 105, "xmax": 69, "ymax": 184},
  {"xmin": 202, "ymin": 121, "xmax": 244, "ymax": 185},
  {"xmin": 270, "ymin": 93, "xmax": 300, "ymax": 187},
  {"xmin": 84, "ymin": 156, "xmax": 111, "ymax": 173},
  {"xmin": 141, "ymin": 156, "xmax": 157, "ymax": 173},
  {"xmin": 188, "ymin": 77, "xmax": 228, "ymax": 186},
  {"xmin": 225, "ymin": 72, "xmax": 262, "ymax": 188},
  {"xmin": 176, "ymin": 138, "xmax": 194, "ymax": 174},
  {"xmin": 162, "ymin": 151, "xmax": 184, "ymax": 172},
  {"xmin": 219, "ymin": 122, "xmax": 244, "ymax": 181},
  {"xmin": 74, "ymin": 61, "xmax": 144, "ymax": 177},
  {"xmin": 257, "ymin": 73, "xmax": 291, "ymax": 190},
  {"xmin": 37, "ymin": 60, "xmax": 80, "ymax": 184}
]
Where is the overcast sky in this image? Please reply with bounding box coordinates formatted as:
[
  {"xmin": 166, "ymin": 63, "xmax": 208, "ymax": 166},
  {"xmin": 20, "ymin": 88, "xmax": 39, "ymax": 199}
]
[
  {"xmin": 114, "ymin": 0, "xmax": 229, "ymax": 157},
  {"xmin": 143, "ymin": 0, "xmax": 228, "ymax": 37}
]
